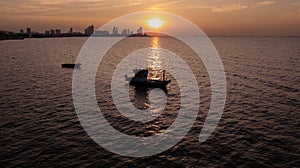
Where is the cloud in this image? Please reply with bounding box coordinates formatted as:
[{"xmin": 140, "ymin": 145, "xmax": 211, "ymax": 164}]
[
  {"xmin": 186, "ymin": 1, "xmax": 276, "ymax": 13},
  {"xmin": 184, "ymin": 4, "xmax": 249, "ymax": 13},
  {"xmin": 291, "ymin": 2, "xmax": 300, "ymax": 6},
  {"xmin": 279, "ymin": 10, "xmax": 300, "ymax": 20},
  {"xmin": 211, "ymin": 4, "xmax": 248, "ymax": 13},
  {"xmin": 255, "ymin": 1, "xmax": 276, "ymax": 6},
  {"xmin": 0, "ymin": 0, "xmax": 144, "ymax": 15},
  {"xmin": 0, "ymin": 0, "xmax": 62, "ymax": 15},
  {"xmin": 252, "ymin": 1, "xmax": 276, "ymax": 8},
  {"xmin": 0, "ymin": 0, "xmax": 279, "ymax": 16},
  {"xmin": 147, "ymin": 0, "xmax": 188, "ymax": 11}
]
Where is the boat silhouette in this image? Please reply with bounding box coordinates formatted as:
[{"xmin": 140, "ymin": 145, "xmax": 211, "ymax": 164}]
[
  {"xmin": 61, "ymin": 63, "xmax": 81, "ymax": 69},
  {"xmin": 125, "ymin": 68, "xmax": 171, "ymax": 88}
]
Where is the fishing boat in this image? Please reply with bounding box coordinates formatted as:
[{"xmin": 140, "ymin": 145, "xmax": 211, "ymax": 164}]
[
  {"xmin": 125, "ymin": 68, "xmax": 171, "ymax": 88},
  {"xmin": 61, "ymin": 63, "xmax": 81, "ymax": 69}
]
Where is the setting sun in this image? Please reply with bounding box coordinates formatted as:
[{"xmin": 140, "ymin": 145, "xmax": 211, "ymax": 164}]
[{"xmin": 147, "ymin": 18, "xmax": 163, "ymax": 29}]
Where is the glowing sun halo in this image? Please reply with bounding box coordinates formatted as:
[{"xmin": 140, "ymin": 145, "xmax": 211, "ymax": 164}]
[{"xmin": 148, "ymin": 18, "xmax": 163, "ymax": 29}]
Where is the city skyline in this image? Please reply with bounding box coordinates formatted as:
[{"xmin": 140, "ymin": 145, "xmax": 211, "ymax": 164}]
[
  {"xmin": 0, "ymin": 0, "xmax": 299, "ymax": 36},
  {"xmin": 1, "ymin": 25, "xmax": 145, "ymax": 35},
  {"xmin": 0, "ymin": 25, "xmax": 150, "ymax": 40}
]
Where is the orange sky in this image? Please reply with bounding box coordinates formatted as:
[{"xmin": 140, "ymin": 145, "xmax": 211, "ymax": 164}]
[{"xmin": 0, "ymin": 0, "xmax": 299, "ymax": 36}]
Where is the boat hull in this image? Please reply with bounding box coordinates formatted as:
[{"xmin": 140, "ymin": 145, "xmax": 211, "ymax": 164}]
[
  {"xmin": 130, "ymin": 79, "xmax": 171, "ymax": 88},
  {"xmin": 61, "ymin": 63, "xmax": 81, "ymax": 69}
]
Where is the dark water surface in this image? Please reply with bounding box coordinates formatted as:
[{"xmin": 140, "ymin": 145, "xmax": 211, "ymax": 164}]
[{"xmin": 0, "ymin": 37, "xmax": 299, "ymax": 167}]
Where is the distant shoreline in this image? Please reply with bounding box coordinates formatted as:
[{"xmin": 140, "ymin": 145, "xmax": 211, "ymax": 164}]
[{"xmin": 1, "ymin": 35, "xmax": 299, "ymax": 41}]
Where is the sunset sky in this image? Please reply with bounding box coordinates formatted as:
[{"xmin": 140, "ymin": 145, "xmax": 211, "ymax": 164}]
[{"xmin": 0, "ymin": 0, "xmax": 299, "ymax": 36}]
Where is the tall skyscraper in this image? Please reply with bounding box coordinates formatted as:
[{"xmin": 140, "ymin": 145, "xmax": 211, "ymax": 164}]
[
  {"xmin": 112, "ymin": 26, "xmax": 118, "ymax": 35},
  {"xmin": 55, "ymin": 29, "xmax": 61, "ymax": 35},
  {"xmin": 137, "ymin": 26, "xmax": 143, "ymax": 35},
  {"xmin": 50, "ymin": 29, "xmax": 55, "ymax": 35},
  {"xmin": 121, "ymin": 29, "xmax": 128, "ymax": 35},
  {"xmin": 69, "ymin": 28, "xmax": 73, "ymax": 34},
  {"xmin": 26, "ymin": 27, "xmax": 31, "ymax": 34}
]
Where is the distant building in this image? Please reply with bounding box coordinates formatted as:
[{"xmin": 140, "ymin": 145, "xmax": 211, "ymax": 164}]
[
  {"xmin": 95, "ymin": 30, "xmax": 109, "ymax": 36},
  {"xmin": 45, "ymin": 30, "xmax": 50, "ymax": 35},
  {"xmin": 20, "ymin": 29, "xmax": 24, "ymax": 34},
  {"xmin": 137, "ymin": 26, "xmax": 143, "ymax": 35},
  {"xmin": 69, "ymin": 28, "xmax": 73, "ymax": 34},
  {"xmin": 50, "ymin": 29, "xmax": 55, "ymax": 35},
  {"xmin": 112, "ymin": 26, "xmax": 118, "ymax": 35},
  {"xmin": 26, "ymin": 27, "xmax": 31, "ymax": 34},
  {"xmin": 121, "ymin": 29, "xmax": 128, "ymax": 35},
  {"xmin": 84, "ymin": 25, "xmax": 94, "ymax": 36},
  {"xmin": 55, "ymin": 29, "xmax": 61, "ymax": 35}
]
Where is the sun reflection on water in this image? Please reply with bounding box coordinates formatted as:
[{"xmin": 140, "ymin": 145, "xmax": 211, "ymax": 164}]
[{"xmin": 147, "ymin": 37, "xmax": 165, "ymax": 81}]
